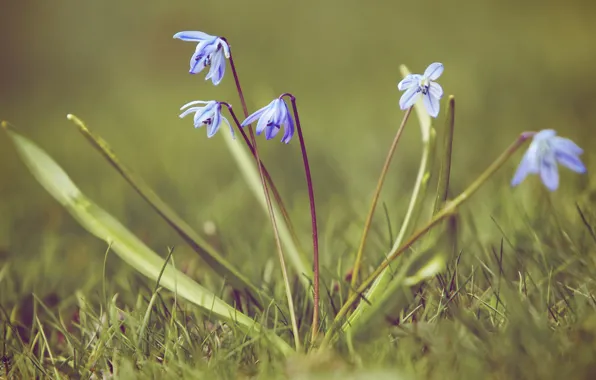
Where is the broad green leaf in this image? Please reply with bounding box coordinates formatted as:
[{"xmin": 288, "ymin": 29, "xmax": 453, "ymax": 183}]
[
  {"xmin": 3, "ymin": 123, "xmax": 293, "ymax": 356},
  {"xmin": 221, "ymin": 126, "xmax": 313, "ymax": 293},
  {"xmin": 67, "ymin": 115, "xmax": 268, "ymax": 306}
]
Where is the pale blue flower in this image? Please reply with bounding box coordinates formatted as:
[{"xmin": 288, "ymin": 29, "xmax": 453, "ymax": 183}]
[
  {"xmin": 511, "ymin": 129, "xmax": 586, "ymax": 191},
  {"xmin": 398, "ymin": 62, "xmax": 444, "ymax": 118},
  {"xmin": 173, "ymin": 31, "xmax": 230, "ymax": 86},
  {"xmin": 241, "ymin": 98, "xmax": 295, "ymax": 144},
  {"xmin": 179, "ymin": 100, "xmax": 233, "ymax": 138}
]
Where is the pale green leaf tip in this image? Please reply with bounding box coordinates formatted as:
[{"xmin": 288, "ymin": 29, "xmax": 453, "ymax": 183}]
[
  {"xmin": 399, "ymin": 64, "xmax": 411, "ymax": 78},
  {"xmin": 1, "ymin": 120, "xmax": 16, "ymax": 133},
  {"xmin": 66, "ymin": 114, "xmax": 86, "ymax": 129}
]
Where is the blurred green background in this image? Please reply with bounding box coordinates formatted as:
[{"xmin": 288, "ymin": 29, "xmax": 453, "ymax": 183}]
[{"xmin": 1, "ymin": 0, "xmax": 595, "ymax": 290}]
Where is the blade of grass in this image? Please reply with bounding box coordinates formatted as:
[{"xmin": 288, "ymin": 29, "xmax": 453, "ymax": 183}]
[
  {"xmin": 66, "ymin": 115, "xmax": 268, "ymax": 305},
  {"xmin": 137, "ymin": 247, "xmax": 174, "ymax": 353},
  {"xmin": 2, "ymin": 122, "xmax": 293, "ymax": 357}
]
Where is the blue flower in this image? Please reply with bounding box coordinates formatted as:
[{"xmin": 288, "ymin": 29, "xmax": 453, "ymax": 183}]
[
  {"xmin": 241, "ymin": 98, "xmax": 295, "ymax": 144},
  {"xmin": 398, "ymin": 62, "xmax": 444, "ymax": 118},
  {"xmin": 179, "ymin": 100, "xmax": 233, "ymax": 138},
  {"xmin": 511, "ymin": 129, "xmax": 586, "ymax": 191},
  {"xmin": 173, "ymin": 31, "xmax": 230, "ymax": 86}
]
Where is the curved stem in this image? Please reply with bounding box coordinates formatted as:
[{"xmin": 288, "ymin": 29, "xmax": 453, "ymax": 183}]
[
  {"xmin": 282, "ymin": 94, "xmax": 320, "ymax": 342},
  {"xmin": 321, "ymin": 132, "xmax": 533, "ymax": 347},
  {"xmin": 350, "ymin": 107, "xmax": 413, "ymax": 294},
  {"xmin": 222, "ymin": 103, "xmax": 294, "ymax": 237},
  {"xmin": 224, "ymin": 39, "xmax": 250, "ymax": 119},
  {"xmin": 225, "ymin": 44, "xmax": 304, "ymax": 255},
  {"xmin": 225, "ymin": 104, "xmax": 301, "ymax": 350}
]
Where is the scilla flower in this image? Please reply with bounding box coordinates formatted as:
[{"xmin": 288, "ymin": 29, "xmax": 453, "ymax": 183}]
[
  {"xmin": 241, "ymin": 98, "xmax": 295, "ymax": 144},
  {"xmin": 173, "ymin": 31, "xmax": 230, "ymax": 86},
  {"xmin": 511, "ymin": 129, "xmax": 586, "ymax": 191},
  {"xmin": 398, "ymin": 62, "xmax": 444, "ymax": 118},
  {"xmin": 179, "ymin": 100, "xmax": 233, "ymax": 138}
]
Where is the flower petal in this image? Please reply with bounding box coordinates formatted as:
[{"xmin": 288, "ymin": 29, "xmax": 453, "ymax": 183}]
[
  {"xmin": 193, "ymin": 102, "xmax": 216, "ymax": 126},
  {"xmin": 539, "ymin": 153, "xmax": 560, "ymax": 191},
  {"xmin": 190, "ymin": 54, "xmax": 208, "ymax": 74},
  {"xmin": 422, "ymin": 92, "xmax": 440, "ymax": 118},
  {"xmin": 429, "ymin": 82, "xmax": 443, "ymax": 99},
  {"xmin": 265, "ymin": 125, "xmax": 280, "ymax": 140},
  {"xmin": 397, "ymin": 74, "xmax": 420, "ymax": 91},
  {"xmin": 205, "ymin": 51, "xmax": 226, "ymax": 85},
  {"xmin": 255, "ymin": 107, "xmax": 274, "ymax": 135},
  {"xmin": 555, "ymin": 150, "xmax": 586, "ymax": 173},
  {"xmin": 207, "ymin": 108, "xmax": 221, "ymax": 137},
  {"xmin": 221, "ymin": 116, "xmax": 235, "ymax": 138},
  {"xmin": 173, "ymin": 31, "xmax": 214, "ymax": 42},
  {"xmin": 551, "ymin": 136, "xmax": 583, "ymax": 156},
  {"xmin": 268, "ymin": 99, "xmax": 286, "ymax": 126},
  {"xmin": 180, "ymin": 100, "xmax": 210, "ymax": 110},
  {"xmin": 241, "ymin": 103, "xmax": 271, "ymax": 127},
  {"xmin": 218, "ymin": 38, "xmax": 231, "ymax": 58},
  {"xmin": 424, "ymin": 62, "xmax": 444, "ymax": 80},
  {"xmin": 511, "ymin": 149, "xmax": 538, "ymax": 187},
  {"xmin": 179, "ymin": 107, "xmax": 199, "ymax": 119},
  {"xmin": 533, "ymin": 129, "xmax": 557, "ymax": 141},
  {"xmin": 399, "ymin": 86, "xmax": 420, "ymax": 110},
  {"xmin": 281, "ymin": 106, "xmax": 295, "ymax": 144}
]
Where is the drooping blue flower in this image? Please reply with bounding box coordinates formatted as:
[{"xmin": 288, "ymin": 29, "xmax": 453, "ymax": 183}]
[
  {"xmin": 173, "ymin": 31, "xmax": 230, "ymax": 86},
  {"xmin": 511, "ymin": 129, "xmax": 586, "ymax": 191},
  {"xmin": 398, "ymin": 62, "xmax": 444, "ymax": 118},
  {"xmin": 241, "ymin": 98, "xmax": 295, "ymax": 144},
  {"xmin": 179, "ymin": 100, "xmax": 233, "ymax": 138}
]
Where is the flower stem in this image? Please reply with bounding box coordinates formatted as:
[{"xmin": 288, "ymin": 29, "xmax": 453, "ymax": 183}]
[
  {"xmin": 222, "ymin": 103, "xmax": 293, "ymax": 232},
  {"xmin": 225, "ymin": 40, "xmax": 303, "ymax": 252},
  {"xmin": 225, "ymin": 104, "xmax": 301, "ymax": 350},
  {"xmin": 349, "ymin": 107, "xmax": 413, "ymax": 295},
  {"xmin": 320, "ymin": 132, "xmax": 533, "ymax": 347},
  {"xmin": 226, "ymin": 46, "xmax": 301, "ymax": 350},
  {"xmin": 282, "ymin": 93, "xmax": 321, "ymax": 342},
  {"xmin": 224, "ymin": 39, "xmax": 250, "ymax": 119}
]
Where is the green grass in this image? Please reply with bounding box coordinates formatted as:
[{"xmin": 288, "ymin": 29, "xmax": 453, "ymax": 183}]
[
  {"xmin": 4, "ymin": 1, "xmax": 596, "ymax": 377},
  {"xmin": 2, "ymin": 108, "xmax": 596, "ymax": 379}
]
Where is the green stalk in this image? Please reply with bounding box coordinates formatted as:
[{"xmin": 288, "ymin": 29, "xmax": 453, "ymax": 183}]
[
  {"xmin": 321, "ymin": 132, "xmax": 533, "ymax": 347},
  {"xmin": 350, "ymin": 107, "xmax": 413, "ymax": 293}
]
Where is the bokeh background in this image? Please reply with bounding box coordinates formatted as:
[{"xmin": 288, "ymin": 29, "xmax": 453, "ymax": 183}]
[{"xmin": 1, "ymin": 0, "xmax": 595, "ymax": 291}]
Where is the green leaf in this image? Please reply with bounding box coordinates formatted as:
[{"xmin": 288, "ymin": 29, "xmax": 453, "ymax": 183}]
[
  {"xmin": 2, "ymin": 122, "xmax": 293, "ymax": 357},
  {"xmin": 66, "ymin": 114, "xmax": 268, "ymax": 306},
  {"xmin": 434, "ymin": 95, "xmax": 456, "ymax": 213},
  {"xmin": 221, "ymin": 125, "xmax": 313, "ymax": 293}
]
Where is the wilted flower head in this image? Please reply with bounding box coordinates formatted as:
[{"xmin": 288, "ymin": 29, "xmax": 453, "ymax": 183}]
[
  {"xmin": 173, "ymin": 31, "xmax": 230, "ymax": 86},
  {"xmin": 398, "ymin": 62, "xmax": 444, "ymax": 118},
  {"xmin": 179, "ymin": 100, "xmax": 233, "ymax": 138},
  {"xmin": 511, "ymin": 129, "xmax": 586, "ymax": 191},
  {"xmin": 241, "ymin": 98, "xmax": 295, "ymax": 144}
]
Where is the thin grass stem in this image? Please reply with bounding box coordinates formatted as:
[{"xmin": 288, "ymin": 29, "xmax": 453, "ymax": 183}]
[{"xmin": 350, "ymin": 107, "xmax": 413, "ymax": 294}]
